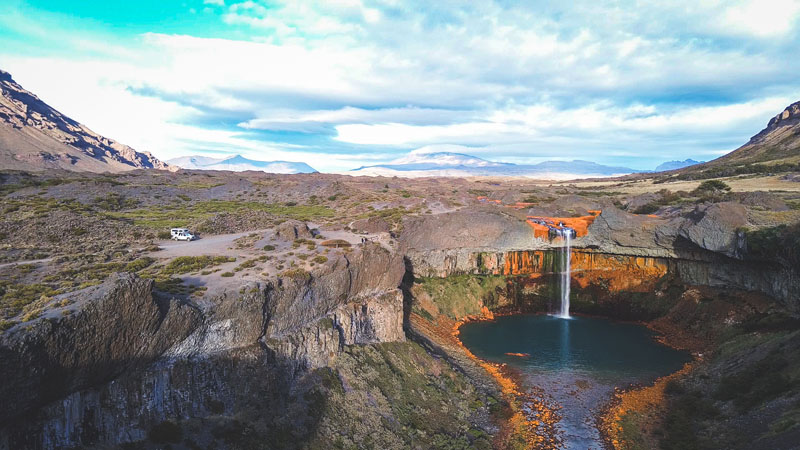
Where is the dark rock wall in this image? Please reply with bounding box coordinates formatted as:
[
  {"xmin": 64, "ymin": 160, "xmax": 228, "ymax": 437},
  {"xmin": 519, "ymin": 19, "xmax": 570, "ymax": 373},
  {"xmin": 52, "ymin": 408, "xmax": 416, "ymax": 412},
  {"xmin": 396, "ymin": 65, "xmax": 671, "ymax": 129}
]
[{"xmin": 0, "ymin": 244, "xmax": 406, "ymax": 449}]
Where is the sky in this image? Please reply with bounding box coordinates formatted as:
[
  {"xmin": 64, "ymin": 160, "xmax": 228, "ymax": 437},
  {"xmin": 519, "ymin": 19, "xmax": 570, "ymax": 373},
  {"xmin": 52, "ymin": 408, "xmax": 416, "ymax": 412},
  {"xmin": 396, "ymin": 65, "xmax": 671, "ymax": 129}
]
[{"xmin": 1, "ymin": 0, "xmax": 799, "ymax": 172}]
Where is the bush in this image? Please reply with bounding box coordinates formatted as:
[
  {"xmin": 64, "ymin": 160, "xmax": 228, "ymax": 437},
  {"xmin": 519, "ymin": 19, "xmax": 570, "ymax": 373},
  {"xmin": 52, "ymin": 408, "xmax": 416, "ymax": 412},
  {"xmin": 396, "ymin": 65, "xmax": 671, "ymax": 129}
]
[
  {"xmin": 713, "ymin": 350, "xmax": 793, "ymax": 411},
  {"xmin": 93, "ymin": 192, "xmax": 139, "ymax": 211},
  {"xmin": 125, "ymin": 257, "xmax": 154, "ymax": 272},
  {"xmin": 0, "ymin": 320, "xmax": 17, "ymax": 332},
  {"xmin": 694, "ymin": 179, "xmax": 731, "ymax": 194},
  {"xmin": 157, "ymin": 231, "xmax": 172, "ymax": 240},
  {"xmin": 745, "ymin": 223, "xmax": 800, "ymax": 267},
  {"xmin": 162, "ymin": 256, "xmax": 235, "ymax": 275},
  {"xmin": 220, "ymin": 272, "xmax": 234, "ymax": 277},
  {"xmin": 280, "ymin": 268, "xmax": 310, "ymax": 280},
  {"xmin": 632, "ymin": 203, "xmax": 659, "ymax": 215},
  {"xmin": 263, "ymin": 244, "xmax": 276, "ymax": 251},
  {"xmin": 312, "ymin": 255, "xmax": 328, "ymax": 264}
]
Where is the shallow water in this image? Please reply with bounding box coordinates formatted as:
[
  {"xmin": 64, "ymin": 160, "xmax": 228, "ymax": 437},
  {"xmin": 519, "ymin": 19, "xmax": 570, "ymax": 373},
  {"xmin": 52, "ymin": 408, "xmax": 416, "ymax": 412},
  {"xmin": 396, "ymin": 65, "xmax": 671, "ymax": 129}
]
[{"xmin": 458, "ymin": 315, "xmax": 691, "ymax": 449}]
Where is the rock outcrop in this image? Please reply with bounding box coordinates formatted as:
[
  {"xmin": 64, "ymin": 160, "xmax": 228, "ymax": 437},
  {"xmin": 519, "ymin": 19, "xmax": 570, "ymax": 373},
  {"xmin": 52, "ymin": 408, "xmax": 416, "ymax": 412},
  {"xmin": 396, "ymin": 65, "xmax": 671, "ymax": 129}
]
[
  {"xmin": 0, "ymin": 274, "xmax": 201, "ymax": 424},
  {"xmin": 677, "ymin": 202, "xmax": 748, "ymax": 258},
  {"xmin": 0, "ymin": 244, "xmax": 406, "ymax": 449},
  {"xmin": 685, "ymin": 99, "xmax": 800, "ymax": 168},
  {"xmin": 350, "ymin": 216, "xmax": 391, "ymax": 234},
  {"xmin": 275, "ymin": 219, "xmax": 314, "ymax": 241},
  {"xmin": 401, "ymin": 205, "xmax": 800, "ymax": 311}
]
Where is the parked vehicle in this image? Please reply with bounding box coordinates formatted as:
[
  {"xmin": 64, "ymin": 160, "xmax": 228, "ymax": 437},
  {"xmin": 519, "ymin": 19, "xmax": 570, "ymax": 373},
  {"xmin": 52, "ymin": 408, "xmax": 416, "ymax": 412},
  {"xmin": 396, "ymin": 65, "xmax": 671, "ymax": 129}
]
[{"xmin": 170, "ymin": 228, "xmax": 196, "ymax": 241}]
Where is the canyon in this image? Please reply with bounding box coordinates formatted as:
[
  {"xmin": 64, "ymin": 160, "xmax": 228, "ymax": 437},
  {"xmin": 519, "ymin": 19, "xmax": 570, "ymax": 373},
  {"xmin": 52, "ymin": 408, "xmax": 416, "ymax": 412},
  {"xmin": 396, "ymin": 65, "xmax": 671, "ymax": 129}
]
[{"xmin": 2, "ymin": 181, "xmax": 799, "ymax": 448}]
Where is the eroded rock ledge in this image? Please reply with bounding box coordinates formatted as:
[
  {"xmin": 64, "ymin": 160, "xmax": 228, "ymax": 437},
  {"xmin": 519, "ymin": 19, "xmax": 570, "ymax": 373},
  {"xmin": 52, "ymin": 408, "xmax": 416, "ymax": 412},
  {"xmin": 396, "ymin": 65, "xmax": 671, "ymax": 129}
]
[{"xmin": 0, "ymin": 244, "xmax": 407, "ymax": 449}]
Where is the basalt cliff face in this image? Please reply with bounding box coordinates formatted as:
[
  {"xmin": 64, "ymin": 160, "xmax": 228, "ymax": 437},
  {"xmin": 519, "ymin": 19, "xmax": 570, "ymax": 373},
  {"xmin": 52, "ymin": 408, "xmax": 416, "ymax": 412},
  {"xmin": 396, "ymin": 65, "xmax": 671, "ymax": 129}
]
[
  {"xmin": 0, "ymin": 244, "xmax": 406, "ymax": 449},
  {"xmin": 402, "ymin": 201, "xmax": 800, "ymax": 450},
  {"xmin": 401, "ymin": 204, "xmax": 799, "ymax": 313}
]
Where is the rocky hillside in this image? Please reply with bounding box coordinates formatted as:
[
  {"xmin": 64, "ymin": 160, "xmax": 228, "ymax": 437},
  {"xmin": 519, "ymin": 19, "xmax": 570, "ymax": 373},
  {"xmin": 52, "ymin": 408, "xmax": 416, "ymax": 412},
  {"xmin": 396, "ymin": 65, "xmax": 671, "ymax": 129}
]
[
  {"xmin": 710, "ymin": 100, "xmax": 800, "ymax": 166},
  {"xmin": 667, "ymin": 100, "xmax": 800, "ymax": 180},
  {"xmin": 0, "ymin": 70, "xmax": 174, "ymax": 173}
]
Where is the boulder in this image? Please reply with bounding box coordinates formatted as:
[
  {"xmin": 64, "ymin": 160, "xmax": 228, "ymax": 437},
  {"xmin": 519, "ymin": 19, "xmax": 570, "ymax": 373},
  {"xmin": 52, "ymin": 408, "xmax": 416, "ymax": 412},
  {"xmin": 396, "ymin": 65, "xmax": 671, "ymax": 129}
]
[
  {"xmin": 275, "ymin": 220, "xmax": 313, "ymax": 240},
  {"xmin": 624, "ymin": 192, "xmax": 660, "ymax": 212},
  {"xmin": 678, "ymin": 202, "xmax": 748, "ymax": 258},
  {"xmin": 351, "ymin": 217, "xmax": 391, "ymax": 234}
]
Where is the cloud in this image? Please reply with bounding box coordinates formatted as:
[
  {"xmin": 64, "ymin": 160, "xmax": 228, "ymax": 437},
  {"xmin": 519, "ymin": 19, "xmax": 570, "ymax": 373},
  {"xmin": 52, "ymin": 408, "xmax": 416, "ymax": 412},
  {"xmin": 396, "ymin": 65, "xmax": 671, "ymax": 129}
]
[
  {"xmin": 0, "ymin": 0, "xmax": 799, "ymax": 172},
  {"xmin": 721, "ymin": 0, "xmax": 800, "ymax": 37}
]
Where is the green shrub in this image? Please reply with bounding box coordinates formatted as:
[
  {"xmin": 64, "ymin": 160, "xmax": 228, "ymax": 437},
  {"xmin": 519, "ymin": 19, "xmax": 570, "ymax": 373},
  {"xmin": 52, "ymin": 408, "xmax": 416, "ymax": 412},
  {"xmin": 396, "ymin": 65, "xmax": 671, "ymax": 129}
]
[
  {"xmin": 263, "ymin": 244, "xmax": 276, "ymax": 251},
  {"xmin": 93, "ymin": 192, "xmax": 139, "ymax": 211},
  {"xmin": 694, "ymin": 179, "xmax": 731, "ymax": 194},
  {"xmin": 713, "ymin": 350, "xmax": 794, "ymax": 411},
  {"xmin": 21, "ymin": 308, "xmax": 42, "ymax": 322},
  {"xmin": 125, "ymin": 257, "xmax": 154, "ymax": 272},
  {"xmin": 632, "ymin": 203, "xmax": 659, "ymax": 215},
  {"xmin": 745, "ymin": 223, "xmax": 800, "ymax": 267},
  {"xmin": 220, "ymin": 272, "xmax": 234, "ymax": 277},
  {"xmin": 161, "ymin": 256, "xmax": 235, "ymax": 275},
  {"xmin": 312, "ymin": 255, "xmax": 328, "ymax": 264},
  {"xmin": 280, "ymin": 268, "xmax": 310, "ymax": 280},
  {"xmin": 0, "ymin": 320, "xmax": 17, "ymax": 332}
]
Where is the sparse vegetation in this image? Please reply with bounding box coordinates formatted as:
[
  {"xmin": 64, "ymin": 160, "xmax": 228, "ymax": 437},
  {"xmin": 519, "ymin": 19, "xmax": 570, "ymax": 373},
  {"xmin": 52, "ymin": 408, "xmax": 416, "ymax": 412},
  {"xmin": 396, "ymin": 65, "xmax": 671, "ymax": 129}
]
[
  {"xmin": 161, "ymin": 255, "xmax": 235, "ymax": 275},
  {"xmin": 106, "ymin": 200, "xmax": 335, "ymax": 228}
]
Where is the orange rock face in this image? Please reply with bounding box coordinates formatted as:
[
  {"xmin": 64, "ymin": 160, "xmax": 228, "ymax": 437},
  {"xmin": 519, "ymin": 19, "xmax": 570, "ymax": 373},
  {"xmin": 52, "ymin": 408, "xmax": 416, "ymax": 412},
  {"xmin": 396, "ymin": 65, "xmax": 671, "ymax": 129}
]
[
  {"xmin": 502, "ymin": 250, "xmax": 670, "ymax": 293},
  {"xmin": 526, "ymin": 211, "xmax": 600, "ymax": 238}
]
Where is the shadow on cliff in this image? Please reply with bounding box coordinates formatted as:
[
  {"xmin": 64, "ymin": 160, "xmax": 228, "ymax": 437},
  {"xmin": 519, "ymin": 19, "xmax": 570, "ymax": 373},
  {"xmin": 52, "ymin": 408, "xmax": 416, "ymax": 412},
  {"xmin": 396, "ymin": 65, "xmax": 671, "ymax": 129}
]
[
  {"xmin": 400, "ymin": 256, "xmax": 416, "ymax": 334},
  {"xmin": 0, "ymin": 347, "xmax": 330, "ymax": 450}
]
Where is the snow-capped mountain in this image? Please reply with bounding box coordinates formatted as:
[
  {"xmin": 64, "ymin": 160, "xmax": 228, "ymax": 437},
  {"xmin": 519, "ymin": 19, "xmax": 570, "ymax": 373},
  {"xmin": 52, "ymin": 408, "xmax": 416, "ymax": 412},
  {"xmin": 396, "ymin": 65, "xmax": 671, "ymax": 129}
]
[
  {"xmin": 349, "ymin": 148, "xmax": 640, "ymax": 179},
  {"xmin": 167, "ymin": 154, "xmax": 317, "ymax": 174}
]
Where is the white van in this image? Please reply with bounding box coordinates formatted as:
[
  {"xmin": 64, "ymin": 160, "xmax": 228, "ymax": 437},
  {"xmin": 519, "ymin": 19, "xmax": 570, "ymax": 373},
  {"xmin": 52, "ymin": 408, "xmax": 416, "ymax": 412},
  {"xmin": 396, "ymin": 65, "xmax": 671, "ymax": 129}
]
[{"xmin": 170, "ymin": 228, "xmax": 196, "ymax": 241}]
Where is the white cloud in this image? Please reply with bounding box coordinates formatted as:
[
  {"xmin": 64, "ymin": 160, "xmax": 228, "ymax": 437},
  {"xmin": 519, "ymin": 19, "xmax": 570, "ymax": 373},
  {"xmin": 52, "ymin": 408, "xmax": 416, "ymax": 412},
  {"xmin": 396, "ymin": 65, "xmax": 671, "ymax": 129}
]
[
  {"xmin": 1, "ymin": 0, "xmax": 799, "ymax": 171},
  {"xmin": 722, "ymin": 0, "xmax": 800, "ymax": 37}
]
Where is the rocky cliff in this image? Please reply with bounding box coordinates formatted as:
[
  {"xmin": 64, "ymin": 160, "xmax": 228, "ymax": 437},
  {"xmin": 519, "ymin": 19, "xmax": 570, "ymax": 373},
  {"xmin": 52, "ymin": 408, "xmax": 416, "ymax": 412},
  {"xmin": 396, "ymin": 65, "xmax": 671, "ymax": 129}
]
[
  {"xmin": 686, "ymin": 99, "xmax": 800, "ymax": 168},
  {"xmin": 0, "ymin": 244, "xmax": 407, "ymax": 449},
  {"xmin": 401, "ymin": 205, "xmax": 799, "ymax": 312}
]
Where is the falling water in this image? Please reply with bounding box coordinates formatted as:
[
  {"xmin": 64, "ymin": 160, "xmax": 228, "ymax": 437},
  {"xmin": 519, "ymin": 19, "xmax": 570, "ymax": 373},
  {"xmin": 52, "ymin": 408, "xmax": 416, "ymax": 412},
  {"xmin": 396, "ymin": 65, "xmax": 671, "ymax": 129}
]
[{"xmin": 559, "ymin": 231, "xmax": 572, "ymax": 318}]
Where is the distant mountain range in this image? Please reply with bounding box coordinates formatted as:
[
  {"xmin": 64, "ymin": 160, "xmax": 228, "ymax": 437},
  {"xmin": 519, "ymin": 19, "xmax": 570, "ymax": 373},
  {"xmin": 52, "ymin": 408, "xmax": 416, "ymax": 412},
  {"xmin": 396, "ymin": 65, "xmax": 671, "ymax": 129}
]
[
  {"xmin": 167, "ymin": 154, "xmax": 317, "ymax": 174},
  {"xmin": 349, "ymin": 150, "xmax": 644, "ymax": 179},
  {"xmin": 655, "ymin": 159, "xmax": 703, "ymax": 172},
  {"xmin": 0, "ymin": 69, "xmax": 174, "ymax": 173}
]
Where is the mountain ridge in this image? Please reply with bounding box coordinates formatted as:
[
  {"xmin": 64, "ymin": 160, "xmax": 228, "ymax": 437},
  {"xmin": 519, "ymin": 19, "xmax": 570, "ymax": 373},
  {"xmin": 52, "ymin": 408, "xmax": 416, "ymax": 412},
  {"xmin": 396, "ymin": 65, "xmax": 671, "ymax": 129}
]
[
  {"xmin": 683, "ymin": 100, "xmax": 800, "ymax": 172},
  {"xmin": 168, "ymin": 154, "xmax": 317, "ymax": 174},
  {"xmin": 655, "ymin": 159, "xmax": 702, "ymax": 172},
  {"xmin": 0, "ymin": 69, "xmax": 174, "ymax": 173},
  {"xmin": 350, "ymin": 150, "xmax": 642, "ymax": 179}
]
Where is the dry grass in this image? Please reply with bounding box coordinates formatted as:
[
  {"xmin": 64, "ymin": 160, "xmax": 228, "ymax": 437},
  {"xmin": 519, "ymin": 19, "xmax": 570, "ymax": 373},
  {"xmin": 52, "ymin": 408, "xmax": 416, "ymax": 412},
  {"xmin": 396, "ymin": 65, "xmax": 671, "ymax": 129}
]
[{"xmin": 555, "ymin": 175, "xmax": 800, "ymax": 195}]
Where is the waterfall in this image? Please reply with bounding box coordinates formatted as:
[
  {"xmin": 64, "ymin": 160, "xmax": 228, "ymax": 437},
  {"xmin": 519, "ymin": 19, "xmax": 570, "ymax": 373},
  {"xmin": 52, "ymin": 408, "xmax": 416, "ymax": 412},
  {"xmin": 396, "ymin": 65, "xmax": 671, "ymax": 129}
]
[{"xmin": 559, "ymin": 230, "xmax": 572, "ymax": 318}]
